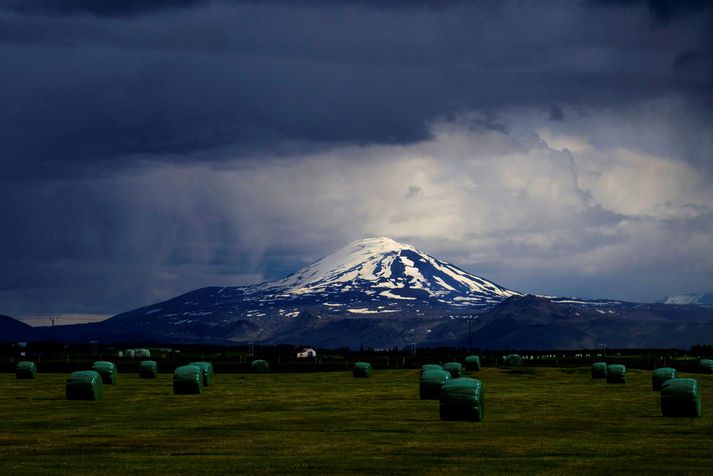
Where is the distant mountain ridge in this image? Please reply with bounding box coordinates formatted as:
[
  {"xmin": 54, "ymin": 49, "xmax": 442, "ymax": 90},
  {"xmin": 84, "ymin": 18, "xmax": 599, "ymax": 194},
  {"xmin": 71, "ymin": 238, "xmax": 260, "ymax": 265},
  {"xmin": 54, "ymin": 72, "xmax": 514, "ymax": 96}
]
[
  {"xmin": 4, "ymin": 237, "xmax": 713, "ymax": 349},
  {"xmin": 657, "ymin": 293, "xmax": 713, "ymax": 306}
]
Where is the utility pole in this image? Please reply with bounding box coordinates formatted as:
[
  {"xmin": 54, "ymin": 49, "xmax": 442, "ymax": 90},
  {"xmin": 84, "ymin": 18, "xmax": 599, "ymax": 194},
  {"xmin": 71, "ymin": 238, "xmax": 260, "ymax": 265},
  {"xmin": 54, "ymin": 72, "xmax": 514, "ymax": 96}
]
[{"xmin": 49, "ymin": 317, "xmax": 55, "ymax": 342}]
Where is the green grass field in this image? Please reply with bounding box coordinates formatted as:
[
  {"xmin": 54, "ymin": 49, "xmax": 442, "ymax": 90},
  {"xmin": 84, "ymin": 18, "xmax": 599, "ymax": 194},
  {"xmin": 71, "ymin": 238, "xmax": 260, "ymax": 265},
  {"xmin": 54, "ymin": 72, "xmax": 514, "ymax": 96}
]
[{"xmin": 2, "ymin": 367, "xmax": 713, "ymax": 475}]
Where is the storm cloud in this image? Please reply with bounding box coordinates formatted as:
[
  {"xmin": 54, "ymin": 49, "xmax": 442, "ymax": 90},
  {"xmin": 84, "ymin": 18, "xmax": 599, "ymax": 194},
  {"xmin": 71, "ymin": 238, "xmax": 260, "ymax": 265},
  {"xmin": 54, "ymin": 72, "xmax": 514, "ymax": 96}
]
[{"xmin": 1, "ymin": 0, "xmax": 712, "ymax": 321}]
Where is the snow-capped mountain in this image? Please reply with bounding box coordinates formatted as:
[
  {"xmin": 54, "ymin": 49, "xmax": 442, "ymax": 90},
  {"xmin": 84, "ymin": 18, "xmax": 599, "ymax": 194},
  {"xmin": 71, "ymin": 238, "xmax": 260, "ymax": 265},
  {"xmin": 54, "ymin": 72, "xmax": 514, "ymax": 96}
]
[
  {"xmin": 255, "ymin": 237, "xmax": 519, "ymax": 307},
  {"xmin": 22, "ymin": 237, "xmax": 713, "ymax": 348},
  {"xmin": 46, "ymin": 237, "xmax": 521, "ymax": 346},
  {"xmin": 657, "ymin": 293, "xmax": 713, "ymax": 306}
]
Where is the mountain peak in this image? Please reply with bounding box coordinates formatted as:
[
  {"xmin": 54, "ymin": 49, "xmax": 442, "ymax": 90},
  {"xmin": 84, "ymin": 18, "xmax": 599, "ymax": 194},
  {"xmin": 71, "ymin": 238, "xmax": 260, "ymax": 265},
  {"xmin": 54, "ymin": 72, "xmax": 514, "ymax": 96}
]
[
  {"xmin": 346, "ymin": 236, "xmax": 414, "ymax": 253},
  {"xmin": 261, "ymin": 236, "xmax": 518, "ymax": 306}
]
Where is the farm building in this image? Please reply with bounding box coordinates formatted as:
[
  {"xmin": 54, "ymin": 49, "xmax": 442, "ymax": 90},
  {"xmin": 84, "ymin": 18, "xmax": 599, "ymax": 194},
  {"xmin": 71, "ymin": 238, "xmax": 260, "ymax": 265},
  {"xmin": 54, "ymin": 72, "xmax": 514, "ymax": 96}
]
[{"xmin": 297, "ymin": 348, "xmax": 316, "ymax": 358}]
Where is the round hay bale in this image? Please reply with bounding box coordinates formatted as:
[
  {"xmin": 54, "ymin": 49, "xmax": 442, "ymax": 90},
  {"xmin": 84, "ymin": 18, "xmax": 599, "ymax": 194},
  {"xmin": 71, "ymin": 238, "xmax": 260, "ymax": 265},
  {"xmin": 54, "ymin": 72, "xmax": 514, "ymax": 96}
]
[
  {"xmin": 439, "ymin": 377, "xmax": 485, "ymax": 422},
  {"xmin": 464, "ymin": 355, "xmax": 481, "ymax": 372},
  {"xmin": 16, "ymin": 361, "xmax": 37, "ymax": 379},
  {"xmin": 173, "ymin": 365, "xmax": 203, "ymax": 395},
  {"xmin": 419, "ymin": 369, "xmax": 451, "ymax": 400},
  {"xmin": 652, "ymin": 367, "xmax": 676, "ymax": 391},
  {"xmin": 420, "ymin": 364, "xmax": 443, "ymax": 376},
  {"xmin": 353, "ymin": 362, "xmax": 372, "ymax": 378},
  {"xmin": 251, "ymin": 359, "xmax": 270, "ymax": 373},
  {"xmin": 188, "ymin": 361, "xmax": 214, "ymax": 385},
  {"xmin": 661, "ymin": 378, "xmax": 701, "ymax": 417},
  {"xmin": 591, "ymin": 362, "xmax": 608, "ymax": 379},
  {"xmin": 606, "ymin": 364, "xmax": 626, "ymax": 384},
  {"xmin": 91, "ymin": 361, "xmax": 117, "ymax": 385},
  {"xmin": 138, "ymin": 360, "xmax": 158, "ymax": 379},
  {"xmin": 66, "ymin": 370, "xmax": 104, "ymax": 401},
  {"xmin": 503, "ymin": 354, "xmax": 523, "ymax": 367},
  {"xmin": 443, "ymin": 362, "xmax": 464, "ymax": 378},
  {"xmin": 698, "ymin": 359, "xmax": 713, "ymax": 374}
]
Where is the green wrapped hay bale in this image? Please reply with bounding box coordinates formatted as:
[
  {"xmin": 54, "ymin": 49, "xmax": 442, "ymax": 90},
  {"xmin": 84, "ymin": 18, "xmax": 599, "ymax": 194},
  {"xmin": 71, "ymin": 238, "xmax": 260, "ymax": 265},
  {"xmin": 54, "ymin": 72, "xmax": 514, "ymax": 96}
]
[
  {"xmin": 443, "ymin": 362, "xmax": 464, "ymax": 378},
  {"xmin": 420, "ymin": 364, "xmax": 443, "ymax": 376},
  {"xmin": 173, "ymin": 365, "xmax": 203, "ymax": 395},
  {"xmin": 607, "ymin": 364, "xmax": 627, "ymax": 384},
  {"xmin": 419, "ymin": 369, "xmax": 451, "ymax": 400},
  {"xmin": 353, "ymin": 362, "xmax": 372, "ymax": 378},
  {"xmin": 698, "ymin": 359, "xmax": 713, "ymax": 374},
  {"xmin": 503, "ymin": 354, "xmax": 523, "ymax": 367},
  {"xmin": 138, "ymin": 360, "xmax": 158, "ymax": 379},
  {"xmin": 16, "ymin": 361, "xmax": 37, "ymax": 379},
  {"xmin": 66, "ymin": 370, "xmax": 104, "ymax": 401},
  {"xmin": 91, "ymin": 361, "xmax": 117, "ymax": 385},
  {"xmin": 464, "ymin": 355, "xmax": 481, "ymax": 372},
  {"xmin": 661, "ymin": 378, "xmax": 701, "ymax": 417},
  {"xmin": 251, "ymin": 359, "xmax": 270, "ymax": 373},
  {"xmin": 439, "ymin": 378, "xmax": 485, "ymax": 422},
  {"xmin": 188, "ymin": 361, "xmax": 214, "ymax": 385},
  {"xmin": 652, "ymin": 367, "xmax": 677, "ymax": 391},
  {"xmin": 591, "ymin": 362, "xmax": 608, "ymax": 379}
]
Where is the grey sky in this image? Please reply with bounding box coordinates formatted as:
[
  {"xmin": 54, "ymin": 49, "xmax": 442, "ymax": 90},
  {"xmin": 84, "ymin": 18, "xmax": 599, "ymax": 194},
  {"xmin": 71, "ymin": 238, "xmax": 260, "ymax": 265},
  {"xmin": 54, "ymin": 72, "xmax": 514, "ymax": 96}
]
[{"xmin": 1, "ymin": 0, "xmax": 712, "ymax": 323}]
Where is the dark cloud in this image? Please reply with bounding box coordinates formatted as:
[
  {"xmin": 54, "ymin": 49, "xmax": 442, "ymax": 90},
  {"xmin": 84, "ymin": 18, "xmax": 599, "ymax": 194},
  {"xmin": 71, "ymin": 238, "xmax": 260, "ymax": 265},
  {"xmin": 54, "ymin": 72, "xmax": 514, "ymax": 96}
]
[
  {"xmin": 2, "ymin": 0, "xmax": 711, "ymax": 179},
  {"xmin": 1, "ymin": 0, "xmax": 713, "ymax": 318},
  {"xmin": 3, "ymin": 0, "xmax": 208, "ymax": 17},
  {"xmin": 591, "ymin": 0, "xmax": 713, "ymax": 22}
]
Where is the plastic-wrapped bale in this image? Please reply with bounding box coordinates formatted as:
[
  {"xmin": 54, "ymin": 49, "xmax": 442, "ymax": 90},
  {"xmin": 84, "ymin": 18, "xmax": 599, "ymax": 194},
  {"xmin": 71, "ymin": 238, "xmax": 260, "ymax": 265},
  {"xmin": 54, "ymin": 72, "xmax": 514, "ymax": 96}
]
[
  {"xmin": 251, "ymin": 360, "xmax": 270, "ymax": 373},
  {"xmin": 661, "ymin": 378, "xmax": 701, "ymax": 417},
  {"xmin": 443, "ymin": 362, "xmax": 464, "ymax": 378},
  {"xmin": 353, "ymin": 362, "xmax": 372, "ymax": 378},
  {"xmin": 420, "ymin": 364, "xmax": 442, "ymax": 378},
  {"xmin": 66, "ymin": 371, "xmax": 104, "ymax": 401},
  {"xmin": 173, "ymin": 365, "xmax": 203, "ymax": 395},
  {"xmin": 606, "ymin": 364, "xmax": 626, "ymax": 384},
  {"xmin": 464, "ymin": 355, "xmax": 481, "ymax": 372},
  {"xmin": 420, "ymin": 369, "xmax": 451, "ymax": 400},
  {"xmin": 699, "ymin": 359, "xmax": 713, "ymax": 374},
  {"xmin": 421, "ymin": 364, "xmax": 442, "ymax": 373},
  {"xmin": 652, "ymin": 367, "xmax": 677, "ymax": 391},
  {"xmin": 503, "ymin": 354, "xmax": 523, "ymax": 367},
  {"xmin": 439, "ymin": 378, "xmax": 485, "ymax": 422},
  {"xmin": 138, "ymin": 360, "xmax": 158, "ymax": 379},
  {"xmin": 16, "ymin": 361, "xmax": 37, "ymax": 379},
  {"xmin": 91, "ymin": 361, "xmax": 117, "ymax": 385},
  {"xmin": 591, "ymin": 362, "xmax": 608, "ymax": 379},
  {"xmin": 188, "ymin": 361, "xmax": 214, "ymax": 385}
]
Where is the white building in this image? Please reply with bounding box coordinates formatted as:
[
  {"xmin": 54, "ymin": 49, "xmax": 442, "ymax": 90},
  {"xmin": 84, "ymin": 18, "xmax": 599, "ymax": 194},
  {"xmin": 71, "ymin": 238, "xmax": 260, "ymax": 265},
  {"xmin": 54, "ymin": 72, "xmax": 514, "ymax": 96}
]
[{"xmin": 296, "ymin": 348, "xmax": 316, "ymax": 358}]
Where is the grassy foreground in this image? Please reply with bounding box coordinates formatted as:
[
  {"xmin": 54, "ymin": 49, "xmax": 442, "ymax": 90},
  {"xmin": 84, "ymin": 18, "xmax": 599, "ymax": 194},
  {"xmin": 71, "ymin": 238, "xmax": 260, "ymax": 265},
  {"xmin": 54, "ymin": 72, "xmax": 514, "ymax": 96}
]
[{"xmin": 2, "ymin": 367, "xmax": 713, "ymax": 475}]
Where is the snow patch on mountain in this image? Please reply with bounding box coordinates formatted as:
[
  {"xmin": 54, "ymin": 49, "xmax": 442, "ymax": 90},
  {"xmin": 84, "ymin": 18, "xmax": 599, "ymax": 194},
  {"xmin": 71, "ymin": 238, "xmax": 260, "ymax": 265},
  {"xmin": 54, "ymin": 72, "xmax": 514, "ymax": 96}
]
[
  {"xmin": 256, "ymin": 237, "xmax": 519, "ymax": 306},
  {"xmin": 657, "ymin": 293, "xmax": 713, "ymax": 305}
]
